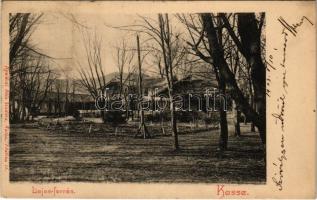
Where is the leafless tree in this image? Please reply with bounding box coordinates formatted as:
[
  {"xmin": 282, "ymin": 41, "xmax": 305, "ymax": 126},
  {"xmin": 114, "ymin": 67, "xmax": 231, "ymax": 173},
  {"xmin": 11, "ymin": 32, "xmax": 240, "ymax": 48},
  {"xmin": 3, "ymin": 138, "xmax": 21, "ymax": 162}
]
[
  {"xmin": 77, "ymin": 30, "xmax": 107, "ymax": 98},
  {"xmin": 177, "ymin": 13, "xmax": 229, "ymax": 150},
  {"xmin": 9, "ymin": 13, "xmax": 58, "ymax": 122},
  {"xmin": 219, "ymin": 13, "xmax": 266, "ymax": 143},
  {"xmin": 114, "ymin": 39, "xmax": 135, "ymax": 97},
  {"xmin": 178, "ymin": 13, "xmax": 266, "ymax": 148},
  {"xmin": 200, "ymin": 13, "xmax": 266, "ymax": 145},
  {"xmin": 10, "ymin": 13, "xmax": 44, "ymax": 68},
  {"xmin": 106, "ymin": 14, "xmax": 188, "ymax": 150},
  {"xmin": 135, "ymin": 35, "xmax": 150, "ymax": 138},
  {"xmin": 157, "ymin": 14, "xmax": 182, "ymax": 150}
]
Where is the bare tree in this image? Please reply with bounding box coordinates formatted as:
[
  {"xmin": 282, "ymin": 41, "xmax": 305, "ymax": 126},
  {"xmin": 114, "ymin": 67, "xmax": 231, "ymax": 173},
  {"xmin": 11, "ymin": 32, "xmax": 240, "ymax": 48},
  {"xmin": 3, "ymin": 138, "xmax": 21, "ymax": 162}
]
[
  {"xmin": 135, "ymin": 35, "xmax": 150, "ymax": 138},
  {"xmin": 114, "ymin": 39, "xmax": 135, "ymax": 97},
  {"xmin": 9, "ymin": 13, "xmax": 58, "ymax": 122},
  {"xmin": 106, "ymin": 14, "xmax": 186, "ymax": 150},
  {"xmin": 177, "ymin": 13, "xmax": 229, "ymax": 150},
  {"xmin": 199, "ymin": 13, "xmax": 266, "ymax": 145},
  {"xmin": 157, "ymin": 14, "xmax": 181, "ymax": 150},
  {"xmin": 77, "ymin": 30, "xmax": 107, "ymax": 98},
  {"xmin": 220, "ymin": 13, "xmax": 266, "ymax": 143},
  {"xmin": 178, "ymin": 13, "xmax": 266, "ymax": 147}
]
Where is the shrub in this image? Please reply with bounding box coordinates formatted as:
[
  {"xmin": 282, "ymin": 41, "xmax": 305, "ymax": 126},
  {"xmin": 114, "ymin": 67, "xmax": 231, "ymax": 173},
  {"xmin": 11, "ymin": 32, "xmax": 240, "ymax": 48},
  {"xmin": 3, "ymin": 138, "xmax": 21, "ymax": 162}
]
[
  {"xmin": 102, "ymin": 111, "xmax": 127, "ymax": 125},
  {"xmin": 177, "ymin": 111, "xmax": 197, "ymax": 123},
  {"xmin": 73, "ymin": 110, "xmax": 81, "ymax": 121},
  {"xmin": 204, "ymin": 112, "xmax": 220, "ymax": 124},
  {"xmin": 144, "ymin": 111, "xmax": 171, "ymax": 122}
]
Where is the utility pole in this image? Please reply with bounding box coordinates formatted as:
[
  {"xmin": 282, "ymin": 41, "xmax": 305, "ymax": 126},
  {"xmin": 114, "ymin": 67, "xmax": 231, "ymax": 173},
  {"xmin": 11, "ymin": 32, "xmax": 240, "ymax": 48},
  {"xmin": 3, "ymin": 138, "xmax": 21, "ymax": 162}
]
[{"xmin": 135, "ymin": 34, "xmax": 150, "ymax": 139}]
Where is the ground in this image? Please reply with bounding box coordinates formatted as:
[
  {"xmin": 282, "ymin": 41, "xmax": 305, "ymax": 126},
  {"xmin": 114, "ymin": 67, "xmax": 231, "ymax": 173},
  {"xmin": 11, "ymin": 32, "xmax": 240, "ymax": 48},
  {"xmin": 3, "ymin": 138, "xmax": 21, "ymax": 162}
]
[{"xmin": 9, "ymin": 123, "xmax": 265, "ymax": 183}]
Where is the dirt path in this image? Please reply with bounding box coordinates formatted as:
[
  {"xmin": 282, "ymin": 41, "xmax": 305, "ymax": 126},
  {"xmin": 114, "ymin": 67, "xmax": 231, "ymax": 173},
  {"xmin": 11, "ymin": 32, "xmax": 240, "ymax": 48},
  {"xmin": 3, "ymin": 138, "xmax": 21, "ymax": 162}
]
[{"xmin": 10, "ymin": 124, "xmax": 265, "ymax": 183}]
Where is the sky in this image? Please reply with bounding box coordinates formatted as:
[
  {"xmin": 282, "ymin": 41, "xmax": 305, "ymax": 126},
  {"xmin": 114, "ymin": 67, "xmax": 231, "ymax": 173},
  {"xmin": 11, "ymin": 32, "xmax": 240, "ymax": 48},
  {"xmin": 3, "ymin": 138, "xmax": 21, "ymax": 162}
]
[{"xmin": 30, "ymin": 12, "xmax": 184, "ymax": 79}]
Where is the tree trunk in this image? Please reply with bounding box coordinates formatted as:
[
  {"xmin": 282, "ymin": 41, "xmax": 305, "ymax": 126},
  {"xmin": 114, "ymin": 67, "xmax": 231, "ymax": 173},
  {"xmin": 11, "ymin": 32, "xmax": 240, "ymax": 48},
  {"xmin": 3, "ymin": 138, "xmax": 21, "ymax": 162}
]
[
  {"xmin": 135, "ymin": 35, "xmax": 150, "ymax": 139},
  {"xmin": 21, "ymin": 104, "xmax": 26, "ymax": 121},
  {"xmin": 170, "ymin": 92, "xmax": 179, "ymax": 150},
  {"xmin": 217, "ymin": 19, "xmax": 229, "ymax": 150},
  {"xmin": 158, "ymin": 14, "xmax": 180, "ymax": 150},
  {"xmin": 233, "ymin": 100, "xmax": 241, "ymax": 137},
  {"xmin": 237, "ymin": 13, "xmax": 266, "ymax": 143},
  {"xmin": 235, "ymin": 110, "xmax": 241, "ymax": 137},
  {"xmin": 218, "ymin": 78, "xmax": 228, "ymax": 150},
  {"xmin": 219, "ymin": 109, "xmax": 228, "ymax": 150},
  {"xmin": 250, "ymin": 94, "xmax": 256, "ymax": 132}
]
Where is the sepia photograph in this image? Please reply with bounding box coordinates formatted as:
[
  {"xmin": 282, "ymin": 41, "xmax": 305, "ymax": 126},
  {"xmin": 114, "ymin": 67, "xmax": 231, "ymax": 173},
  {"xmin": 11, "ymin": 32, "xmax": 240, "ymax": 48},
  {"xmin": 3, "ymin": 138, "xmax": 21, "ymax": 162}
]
[
  {"xmin": 8, "ymin": 12, "xmax": 267, "ymax": 184},
  {"xmin": 2, "ymin": 0, "xmax": 317, "ymax": 198}
]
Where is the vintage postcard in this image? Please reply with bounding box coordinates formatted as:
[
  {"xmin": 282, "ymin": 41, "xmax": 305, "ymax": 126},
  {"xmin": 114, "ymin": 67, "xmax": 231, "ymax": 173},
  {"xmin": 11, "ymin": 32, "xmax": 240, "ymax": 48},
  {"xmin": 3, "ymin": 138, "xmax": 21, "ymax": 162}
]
[{"xmin": 0, "ymin": 0, "xmax": 316, "ymax": 198}]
